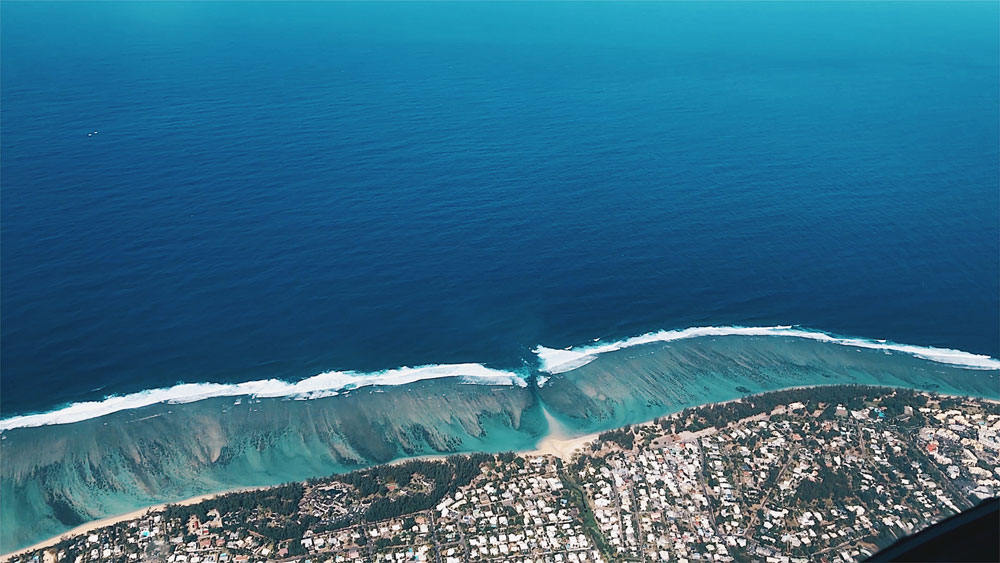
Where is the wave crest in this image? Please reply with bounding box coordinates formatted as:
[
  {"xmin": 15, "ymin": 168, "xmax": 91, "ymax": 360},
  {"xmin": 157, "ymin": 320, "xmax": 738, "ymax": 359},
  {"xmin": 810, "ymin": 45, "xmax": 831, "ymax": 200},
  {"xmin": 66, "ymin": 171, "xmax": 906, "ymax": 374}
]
[
  {"xmin": 5, "ymin": 326, "xmax": 997, "ymax": 431},
  {"xmin": 0, "ymin": 364, "xmax": 527, "ymax": 431},
  {"xmin": 533, "ymin": 325, "xmax": 1000, "ymax": 374}
]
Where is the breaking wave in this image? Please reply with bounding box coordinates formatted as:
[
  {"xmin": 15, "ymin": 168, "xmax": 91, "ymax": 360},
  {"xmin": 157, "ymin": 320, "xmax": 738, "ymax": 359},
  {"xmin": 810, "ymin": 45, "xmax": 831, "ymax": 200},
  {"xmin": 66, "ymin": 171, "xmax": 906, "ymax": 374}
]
[
  {"xmin": 533, "ymin": 325, "xmax": 1000, "ymax": 374},
  {"xmin": 0, "ymin": 363, "xmax": 527, "ymax": 431},
  {"xmin": 5, "ymin": 325, "xmax": 997, "ymax": 432}
]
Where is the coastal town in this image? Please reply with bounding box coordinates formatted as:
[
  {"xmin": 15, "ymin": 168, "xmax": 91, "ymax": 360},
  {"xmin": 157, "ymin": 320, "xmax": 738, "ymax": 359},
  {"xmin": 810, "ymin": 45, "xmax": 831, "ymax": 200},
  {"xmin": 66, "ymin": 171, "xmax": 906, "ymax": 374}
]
[{"xmin": 7, "ymin": 385, "xmax": 999, "ymax": 563}]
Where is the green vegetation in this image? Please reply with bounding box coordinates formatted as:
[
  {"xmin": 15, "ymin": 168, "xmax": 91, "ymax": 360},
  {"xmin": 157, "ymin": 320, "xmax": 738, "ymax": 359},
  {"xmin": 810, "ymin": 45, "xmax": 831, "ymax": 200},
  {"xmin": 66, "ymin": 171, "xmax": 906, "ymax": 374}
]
[
  {"xmin": 558, "ymin": 471, "xmax": 617, "ymax": 562},
  {"xmin": 12, "ymin": 385, "xmax": 997, "ymax": 563},
  {"xmin": 162, "ymin": 484, "xmax": 312, "ymax": 541},
  {"xmin": 658, "ymin": 385, "xmax": 937, "ymax": 433},
  {"xmin": 794, "ymin": 465, "xmax": 851, "ymax": 504},
  {"xmin": 164, "ymin": 483, "xmax": 304, "ymax": 522},
  {"xmin": 332, "ymin": 454, "xmax": 492, "ymax": 523},
  {"xmin": 597, "ymin": 426, "xmax": 635, "ymax": 449}
]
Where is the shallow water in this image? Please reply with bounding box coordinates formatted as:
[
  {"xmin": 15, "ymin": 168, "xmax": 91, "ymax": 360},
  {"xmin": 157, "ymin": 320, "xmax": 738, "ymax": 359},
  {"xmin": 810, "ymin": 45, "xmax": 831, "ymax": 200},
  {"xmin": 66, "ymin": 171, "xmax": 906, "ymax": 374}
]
[
  {"xmin": 537, "ymin": 335, "xmax": 1000, "ymax": 433},
  {"xmin": 1, "ymin": 378, "xmax": 544, "ymax": 550},
  {"xmin": 3, "ymin": 334, "xmax": 997, "ymax": 552}
]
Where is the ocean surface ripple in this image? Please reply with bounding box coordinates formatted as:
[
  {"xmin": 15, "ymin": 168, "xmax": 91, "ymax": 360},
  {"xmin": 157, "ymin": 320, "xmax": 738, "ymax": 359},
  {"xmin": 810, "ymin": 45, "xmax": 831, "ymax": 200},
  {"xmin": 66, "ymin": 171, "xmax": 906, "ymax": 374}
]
[{"xmin": 2, "ymin": 3, "xmax": 997, "ymax": 422}]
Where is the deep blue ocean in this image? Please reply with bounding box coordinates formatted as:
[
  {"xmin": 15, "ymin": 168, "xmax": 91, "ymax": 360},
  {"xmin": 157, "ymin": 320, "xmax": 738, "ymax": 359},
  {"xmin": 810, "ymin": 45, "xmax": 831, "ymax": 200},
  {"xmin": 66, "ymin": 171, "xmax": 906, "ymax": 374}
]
[{"xmin": 2, "ymin": 2, "xmax": 998, "ymax": 417}]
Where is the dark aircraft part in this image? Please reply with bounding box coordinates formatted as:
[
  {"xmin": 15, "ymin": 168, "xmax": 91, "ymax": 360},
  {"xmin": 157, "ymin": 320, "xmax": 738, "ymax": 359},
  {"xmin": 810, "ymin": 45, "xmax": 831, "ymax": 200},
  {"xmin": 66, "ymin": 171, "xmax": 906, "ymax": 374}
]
[{"xmin": 867, "ymin": 498, "xmax": 998, "ymax": 562}]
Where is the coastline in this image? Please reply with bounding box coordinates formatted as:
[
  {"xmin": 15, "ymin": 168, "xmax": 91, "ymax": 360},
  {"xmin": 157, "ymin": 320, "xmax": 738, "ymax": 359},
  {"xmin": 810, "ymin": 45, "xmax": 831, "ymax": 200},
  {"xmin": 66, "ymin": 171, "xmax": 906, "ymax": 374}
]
[
  {"xmin": 0, "ymin": 486, "xmax": 276, "ymax": 561},
  {"xmin": 0, "ymin": 408, "xmax": 607, "ymax": 559},
  {"xmin": 1, "ymin": 451, "xmax": 476, "ymax": 560},
  {"xmin": 3, "ymin": 383, "xmax": 996, "ymax": 559}
]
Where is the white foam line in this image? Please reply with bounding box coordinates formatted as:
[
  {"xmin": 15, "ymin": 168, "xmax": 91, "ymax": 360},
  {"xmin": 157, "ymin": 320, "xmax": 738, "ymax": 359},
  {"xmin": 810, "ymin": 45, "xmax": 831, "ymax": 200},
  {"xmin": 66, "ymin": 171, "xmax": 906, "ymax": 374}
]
[
  {"xmin": 0, "ymin": 364, "xmax": 527, "ymax": 431},
  {"xmin": 533, "ymin": 325, "xmax": 1000, "ymax": 375}
]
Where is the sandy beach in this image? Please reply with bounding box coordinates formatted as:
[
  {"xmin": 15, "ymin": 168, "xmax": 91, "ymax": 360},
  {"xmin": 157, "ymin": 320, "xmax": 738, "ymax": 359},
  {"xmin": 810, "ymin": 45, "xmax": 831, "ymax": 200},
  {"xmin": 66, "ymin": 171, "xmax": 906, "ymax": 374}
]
[
  {"xmin": 527, "ymin": 431, "xmax": 600, "ymax": 461},
  {"xmin": 525, "ymin": 407, "xmax": 601, "ymax": 461},
  {"xmin": 5, "ymin": 385, "xmax": 993, "ymax": 560},
  {"xmin": 0, "ymin": 412, "xmax": 602, "ymax": 560},
  {"xmin": 2, "ymin": 438, "xmax": 587, "ymax": 561},
  {"xmin": 0, "ymin": 486, "xmax": 274, "ymax": 562}
]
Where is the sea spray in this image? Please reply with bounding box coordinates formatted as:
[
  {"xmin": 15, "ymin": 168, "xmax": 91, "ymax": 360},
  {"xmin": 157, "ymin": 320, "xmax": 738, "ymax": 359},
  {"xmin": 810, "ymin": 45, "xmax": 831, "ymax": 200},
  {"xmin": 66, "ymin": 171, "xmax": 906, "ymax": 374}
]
[
  {"xmin": 535, "ymin": 334, "xmax": 1000, "ymax": 433},
  {"xmin": 3, "ymin": 327, "xmax": 998, "ymax": 432},
  {"xmin": 534, "ymin": 326, "xmax": 1000, "ymax": 374},
  {"xmin": 0, "ymin": 364, "xmax": 527, "ymax": 431}
]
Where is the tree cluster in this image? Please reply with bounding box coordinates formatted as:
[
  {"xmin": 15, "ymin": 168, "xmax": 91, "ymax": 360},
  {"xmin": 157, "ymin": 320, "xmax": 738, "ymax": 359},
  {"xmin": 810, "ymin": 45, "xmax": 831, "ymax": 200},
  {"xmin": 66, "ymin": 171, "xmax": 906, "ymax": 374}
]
[{"xmin": 597, "ymin": 426, "xmax": 635, "ymax": 449}]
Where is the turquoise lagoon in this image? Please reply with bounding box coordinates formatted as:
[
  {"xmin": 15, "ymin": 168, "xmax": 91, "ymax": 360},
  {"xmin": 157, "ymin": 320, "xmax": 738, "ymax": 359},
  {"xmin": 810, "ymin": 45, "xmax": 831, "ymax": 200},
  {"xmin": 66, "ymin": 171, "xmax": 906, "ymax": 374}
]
[{"xmin": 2, "ymin": 332, "xmax": 998, "ymax": 552}]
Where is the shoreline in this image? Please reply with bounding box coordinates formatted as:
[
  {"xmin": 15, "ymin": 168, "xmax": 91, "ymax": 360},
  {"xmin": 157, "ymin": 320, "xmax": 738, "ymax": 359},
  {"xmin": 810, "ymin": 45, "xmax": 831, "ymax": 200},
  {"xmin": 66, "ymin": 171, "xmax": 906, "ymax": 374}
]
[
  {"xmin": 0, "ymin": 486, "xmax": 277, "ymax": 561},
  {"xmin": 3, "ymin": 383, "xmax": 995, "ymax": 559}
]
